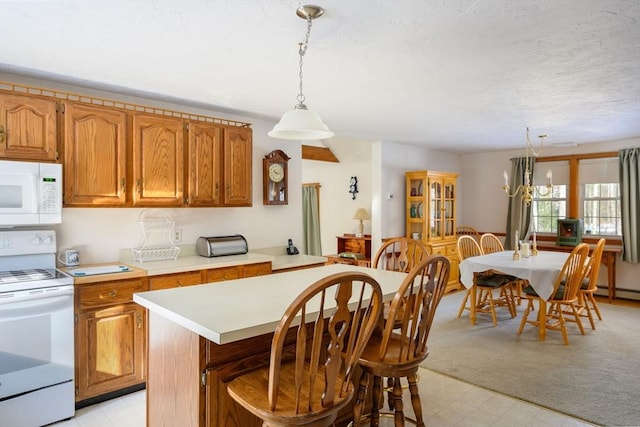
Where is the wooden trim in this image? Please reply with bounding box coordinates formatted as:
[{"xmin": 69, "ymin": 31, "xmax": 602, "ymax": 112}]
[
  {"xmin": 537, "ymin": 151, "xmax": 618, "ymax": 162},
  {"xmin": 302, "ymin": 145, "xmax": 339, "ymax": 162},
  {"xmin": 0, "ymin": 81, "xmax": 251, "ymax": 128}
]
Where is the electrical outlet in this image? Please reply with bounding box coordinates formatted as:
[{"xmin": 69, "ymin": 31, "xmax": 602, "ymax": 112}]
[{"xmin": 173, "ymin": 229, "xmax": 182, "ymax": 243}]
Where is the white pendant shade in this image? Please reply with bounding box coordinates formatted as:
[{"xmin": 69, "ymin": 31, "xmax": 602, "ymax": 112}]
[{"xmin": 268, "ymin": 106, "xmax": 334, "ymax": 140}]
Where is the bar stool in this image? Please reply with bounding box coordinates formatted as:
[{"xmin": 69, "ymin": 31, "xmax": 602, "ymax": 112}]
[
  {"xmin": 226, "ymin": 271, "xmax": 383, "ymax": 427},
  {"xmin": 352, "ymin": 255, "xmax": 450, "ymax": 426}
]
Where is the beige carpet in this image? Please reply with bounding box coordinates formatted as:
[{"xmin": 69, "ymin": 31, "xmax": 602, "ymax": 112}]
[{"xmin": 422, "ymin": 290, "xmax": 640, "ymax": 427}]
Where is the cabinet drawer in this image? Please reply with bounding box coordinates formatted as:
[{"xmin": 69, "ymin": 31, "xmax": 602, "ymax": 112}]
[
  {"xmin": 78, "ymin": 279, "xmax": 147, "ymax": 310},
  {"xmin": 206, "ymin": 266, "xmax": 241, "ymax": 283},
  {"xmin": 149, "ymin": 271, "xmax": 202, "ymax": 291},
  {"xmin": 242, "ymin": 262, "xmax": 271, "ymax": 278},
  {"xmin": 446, "ymin": 244, "xmax": 458, "ymax": 257},
  {"xmin": 429, "ymin": 246, "xmax": 447, "ymax": 256}
]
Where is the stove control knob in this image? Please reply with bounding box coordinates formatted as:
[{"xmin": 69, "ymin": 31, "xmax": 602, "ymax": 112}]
[
  {"xmin": 32, "ymin": 236, "xmax": 43, "ymax": 245},
  {"xmin": 44, "ymin": 235, "xmax": 54, "ymax": 245}
]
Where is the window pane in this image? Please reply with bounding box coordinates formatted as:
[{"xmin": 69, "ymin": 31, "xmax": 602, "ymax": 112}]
[
  {"xmin": 532, "ymin": 184, "xmax": 567, "ymax": 233},
  {"xmin": 582, "ymin": 183, "xmax": 621, "ymax": 236}
]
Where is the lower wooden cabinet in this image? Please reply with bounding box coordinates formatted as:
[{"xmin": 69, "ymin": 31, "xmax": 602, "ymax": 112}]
[
  {"xmin": 426, "ymin": 241, "xmax": 461, "ymax": 293},
  {"xmin": 149, "ymin": 271, "xmax": 202, "ymax": 290},
  {"xmin": 205, "ymin": 262, "xmax": 271, "ymax": 283},
  {"xmin": 75, "ymin": 278, "xmax": 148, "ymax": 402}
]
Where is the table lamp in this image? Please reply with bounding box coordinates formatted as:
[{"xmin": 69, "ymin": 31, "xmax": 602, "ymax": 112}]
[{"xmin": 353, "ymin": 208, "xmax": 370, "ymax": 237}]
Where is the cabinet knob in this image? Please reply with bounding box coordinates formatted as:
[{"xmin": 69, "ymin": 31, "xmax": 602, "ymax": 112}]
[
  {"xmin": 136, "ymin": 312, "xmax": 142, "ymax": 329},
  {"xmin": 0, "ymin": 126, "xmax": 4, "ymax": 143},
  {"xmin": 120, "ymin": 178, "xmax": 125, "ymax": 193}
]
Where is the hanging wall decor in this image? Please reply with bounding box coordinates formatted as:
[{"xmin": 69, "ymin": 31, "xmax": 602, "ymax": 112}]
[{"xmin": 349, "ymin": 176, "xmax": 358, "ymax": 200}]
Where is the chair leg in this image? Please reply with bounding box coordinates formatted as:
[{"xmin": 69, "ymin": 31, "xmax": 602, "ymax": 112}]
[
  {"xmin": 487, "ymin": 289, "xmax": 498, "ymax": 326},
  {"xmin": 371, "ymin": 375, "xmax": 382, "ymax": 427},
  {"xmin": 589, "ymin": 293, "xmax": 603, "ymax": 320},
  {"xmin": 457, "ymin": 289, "xmax": 471, "ymax": 318},
  {"xmin": 408, "ymin": 372, "xmax": 425, "ymax": 427},
  {"xmin": 571, "ymin": 304, "xmax": 586, "ymax": 335},
  {"xmin": 557, "ymin": 305, "xmax": 569, "ymax": 345},
  {"xmin": 391, "ymin": 377, "xmax": 405, "ymax": 427},
  {"xmin": 352, "ymin": 371, "xmax": 370, "ymax": 427}
]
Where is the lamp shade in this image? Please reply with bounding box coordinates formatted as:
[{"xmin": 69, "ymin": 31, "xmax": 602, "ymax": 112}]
[
  {"xmin": 353, "ymin": 208, "xmax": 371, "ymax": 220},
  {"xmin": 268, "ymin": 105, "xmax": 334, "ymax": 141}
]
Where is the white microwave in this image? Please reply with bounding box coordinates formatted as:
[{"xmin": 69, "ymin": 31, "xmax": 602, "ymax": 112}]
[{"xmin": 0, "ymin": 160, "xmax": 62, "ymax": 227}]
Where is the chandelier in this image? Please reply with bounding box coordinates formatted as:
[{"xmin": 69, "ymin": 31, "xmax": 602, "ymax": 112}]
[
  {"xmin": 268, "ymin": 5, "xmax": 334, "ymax": 141},
  {"xmin": 503, "ymin": 127, "xmax": 553, "ymax": 206}
]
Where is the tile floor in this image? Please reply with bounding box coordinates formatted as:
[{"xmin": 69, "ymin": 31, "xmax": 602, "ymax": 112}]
[{"xmin": 51, "ymin": 367, "xmax": 597, "ymax": 427}]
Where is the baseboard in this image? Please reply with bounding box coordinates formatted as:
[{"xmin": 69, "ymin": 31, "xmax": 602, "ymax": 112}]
[{"xmin": 595, "ymin": 287, "xmax": 640, "ymax": 301}]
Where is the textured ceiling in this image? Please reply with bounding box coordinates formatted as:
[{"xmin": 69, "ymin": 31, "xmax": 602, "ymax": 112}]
[{"xmin": 1, "ymin": 0, "xmax": 639, "ymax": 153}]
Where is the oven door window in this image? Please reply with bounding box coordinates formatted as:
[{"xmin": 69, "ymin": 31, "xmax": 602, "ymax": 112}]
[{"xmin": 0, "ymin": 288, "xmax": 74, "ymax": 399}]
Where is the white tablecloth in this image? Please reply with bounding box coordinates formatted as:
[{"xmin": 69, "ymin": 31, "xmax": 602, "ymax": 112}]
[{"xmin": 459, "ymin": 250, "xmax": 569, "ymax": 300}]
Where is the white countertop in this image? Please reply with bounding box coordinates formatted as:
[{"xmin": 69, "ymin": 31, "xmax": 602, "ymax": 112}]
[
  {"xmin": 133, "ymin": 264, "xmax": 407, "ymax": 345},
  {"xmin": 120, "ymin": 244, "xmax": 327, "ymax": 276}
]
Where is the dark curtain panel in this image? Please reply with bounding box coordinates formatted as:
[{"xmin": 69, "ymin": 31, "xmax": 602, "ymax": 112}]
[
  {"xmin": 619, "ymin": 148, "xmax": 640, "ymax": 263},
  {"xmin": 504, "ymin": 157, "xmax": 534, "ymax": 250},
  {"xmin": 302, "ymin": 184, "xmax": 322, "ymax": 256}
]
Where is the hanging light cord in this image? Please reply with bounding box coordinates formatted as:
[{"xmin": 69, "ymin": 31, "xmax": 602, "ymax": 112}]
[{"xmin": 296, "ymin": 17, "xmax": 313, "ymax": 107}]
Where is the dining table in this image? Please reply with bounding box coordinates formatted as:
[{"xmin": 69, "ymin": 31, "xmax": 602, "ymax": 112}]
[{"xmin": 459, "ymin": 250, "xmax": 570, "ymax": 340}]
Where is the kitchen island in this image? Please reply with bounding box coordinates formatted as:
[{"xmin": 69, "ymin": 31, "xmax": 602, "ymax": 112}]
[{"xmin": 133, "ymin": 264, "xmax": 408, "ymax": 427}]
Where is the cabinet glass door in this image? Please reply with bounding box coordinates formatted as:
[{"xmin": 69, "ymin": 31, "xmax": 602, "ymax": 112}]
[
  {"xmin": 444, "ymin": 181, "xmax": 455, "ymax": 238},
  {"xmin": 429, "ymin": 180, "xmax": 442, "ymax": 239}
]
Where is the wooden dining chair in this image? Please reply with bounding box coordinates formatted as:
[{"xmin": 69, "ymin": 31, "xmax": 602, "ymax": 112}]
[
  {"xmin": 456, "ymin": 225, "xmax": 480, "ymax": 243},
  {"xmin": 456, "ymin": 235, "xmax": 516, "ymax": 325},
  {"xmin": 372, "ymin": 237, "xmax": 431, "ymax": 273},
  {"xmin": 578, "ymin": 238, "xmax": 606, "ymax": 330},
  {"xmin": 480, "ymin": 233, "xmax": 527, "ymax": 305},
  {"xmin": 518, "ymin": 243, "xmax": 590, "ymax": 345},
  {"xmin": 226, "ymin": 272, "xmax": 383, "ymax": 427},
  {"xmin": 352, "ymin": 255, "xmax": 450, "ymax": 427}
]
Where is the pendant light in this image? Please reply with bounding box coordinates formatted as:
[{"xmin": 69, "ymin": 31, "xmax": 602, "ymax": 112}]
[{"xmin": 268, "ymin": 5, "xmax": 334, "ymax": 141}]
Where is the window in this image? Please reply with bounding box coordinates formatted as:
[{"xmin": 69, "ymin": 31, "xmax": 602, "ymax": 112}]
[
  {"xmin": 582, "ymin": 183, "xmax": 621, "ymax": 235},
  {"xmin": 532, "ymin": 185, "xmax": 567, "ymax": 233},
  {"xmin": 532, "ymin": 154, "xmax": 621, "ymax": 237},
  {"xmin": 531, "ymin": 160, "xmax": 569, "ymax": 234}
]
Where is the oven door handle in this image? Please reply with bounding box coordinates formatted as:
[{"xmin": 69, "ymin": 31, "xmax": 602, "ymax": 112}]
[{"xmin": 0, "ymin": 287, "xmax": 73, "ymax": 317}]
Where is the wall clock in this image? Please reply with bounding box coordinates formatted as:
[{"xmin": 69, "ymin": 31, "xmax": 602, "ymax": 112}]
[{"xmin": 263, "ymin": 149, "xmax": 290, "ymax": 205}]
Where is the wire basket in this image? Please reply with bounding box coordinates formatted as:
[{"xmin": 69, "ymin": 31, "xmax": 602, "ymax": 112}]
[{"xmin": 131, "ymin": 245, "xmax": 181, "ymax": 263}]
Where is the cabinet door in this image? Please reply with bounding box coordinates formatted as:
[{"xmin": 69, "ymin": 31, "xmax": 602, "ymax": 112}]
[
  {"xmin": 132, "ymin": 114, "xmax": 184, "ymax": 206},
  {"xmin": 187, "ymin": 122, "xmax": 223, "ymax": 206},
  {"xmin": 149, "ymin": 271, "xmax": 202, "ymax": 291},
  {"xmin": 222, "ymin": 127, "xmax": 252, "ymax": 206},
  {"xmin": 75, "ymin": 303, "xmax": 146, "ymax": 401},
  {"xmin": 0, "ymin": 93, "xmax": 57, "ymax": 161},
  {"xmin": 63, "ymin": 102, "xmax": 127, "ymax": 206}
]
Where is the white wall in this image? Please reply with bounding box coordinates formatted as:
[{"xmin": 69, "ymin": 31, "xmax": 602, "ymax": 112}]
[
  {"xmin": 301, "ymin": 139, "xmax": 373, "ymax": 255},
  {"xmin": 2, "ymin": 73, "xmax": 305, "ymax": 263},
  {"xmin": 460, "ymin": 137, "xmax": 640, "ymax": 294}
]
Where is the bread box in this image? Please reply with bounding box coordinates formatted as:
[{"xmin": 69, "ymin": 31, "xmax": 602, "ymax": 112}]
[{"xmin": 196, "ymin": 235, "xmax": 248, "ymax": 257}]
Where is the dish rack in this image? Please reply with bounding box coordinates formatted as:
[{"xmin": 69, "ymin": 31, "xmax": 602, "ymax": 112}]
[{"xmin": 131, "ymin": 210, "xmax": 180, "ymax": 262}]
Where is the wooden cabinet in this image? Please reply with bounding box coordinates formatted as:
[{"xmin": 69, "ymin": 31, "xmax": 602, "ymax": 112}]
[
  {"xmin": 188, "ymin": 121, "xmax": 223, "ymax": 206},
  {"xmin": 149, "ymin": 271, "xmax": 202, "ymax": 291},
  {"xmin": 221, "ymin": 126, "xmax": 252, "ymax": 206},
  {"xmin": 325, "ymin": 234, "xmax": 372, "ymax": 267},
  {"xmin": 186, "ymin": 123, "xmax": 252, "ymax": 207},
  {"xmin": 406, "ymin": 171, "xmax": 460, "ymax": 292},
  {"xmin": 204, "ymin": 262, "xmax": 272, "ymax": 283},
  {"xmin": 0, "ymin": 92, "xmax": 58, "ymax": 161},
  {"xmin": 132, "ymin": 114, "xmax": 185, "ymax": 206},
  {"xmin": 63, "ymin": 102, "xmax": 127, "ymax": 206},
  {"xmin": 75, "ymin": 278, "xmax": 148, "ymax": 402}
]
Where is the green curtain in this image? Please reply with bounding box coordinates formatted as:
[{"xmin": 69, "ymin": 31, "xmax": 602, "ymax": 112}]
[
  {"xmin": 619, "ymin": 148, "xmax": 640, "ymax": 263},
  {"xmin": 302, "ymin": 185, "xmax": 322, "ymax": 256},
  {"xmin": 504, "ymin": 157, "xmax": 534, "ymax": 250}
]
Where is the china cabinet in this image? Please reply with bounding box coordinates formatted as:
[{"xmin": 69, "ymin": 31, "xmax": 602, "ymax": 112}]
[{"xmin": 406, "ymin": 170, "xmax": 460, "ymax": 291}]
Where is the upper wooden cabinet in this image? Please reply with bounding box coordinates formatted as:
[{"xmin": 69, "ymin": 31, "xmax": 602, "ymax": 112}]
[
  {"xmin": 63, "ymin": 102, "xmax": 127, "ymax": 206},
  {"xmin": 186, "ymin": 122, "xmax": 252, "ymax": 207},
  {"xmin": 0, "ymin": 92, "xmax": 58, "ymax": 161},
  {"xmin": 187, "ymin": 121, "xmax": 223, "ymax": 206},
  {"xmin": 132, "ymin": 114, "xmax": 185, "ymax": 207},
  {"xmin": 222, "ymin": 126, "xmax": 252, "ymax": 206}
]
